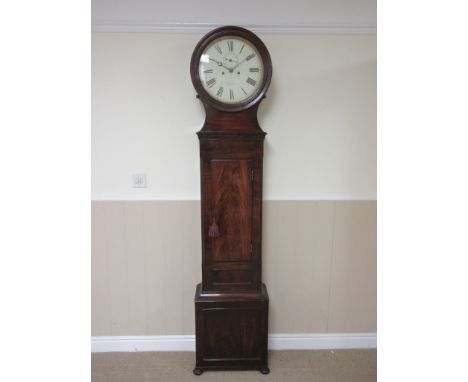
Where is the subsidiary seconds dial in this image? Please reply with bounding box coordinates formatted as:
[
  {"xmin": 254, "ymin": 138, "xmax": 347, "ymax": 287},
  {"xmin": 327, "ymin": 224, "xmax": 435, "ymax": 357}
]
[{"xmin": 198, "ymin": 36, "xmax": 264, "ymax": 104}]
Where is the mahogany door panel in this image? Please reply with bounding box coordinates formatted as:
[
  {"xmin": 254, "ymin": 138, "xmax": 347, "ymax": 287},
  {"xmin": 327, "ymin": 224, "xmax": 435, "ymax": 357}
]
[{"xmin": 210, "ymin": 159, "xmax": 252, "ymax": 262}]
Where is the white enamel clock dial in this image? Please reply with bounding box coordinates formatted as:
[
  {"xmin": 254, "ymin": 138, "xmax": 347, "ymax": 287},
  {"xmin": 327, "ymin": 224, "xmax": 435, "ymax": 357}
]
[{"xmin": 198, "ymin": 36, "xmax": 264, "ymax": 104}]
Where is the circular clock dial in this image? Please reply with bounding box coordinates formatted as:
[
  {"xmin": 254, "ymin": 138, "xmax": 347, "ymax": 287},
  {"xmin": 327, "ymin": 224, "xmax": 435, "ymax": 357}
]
[{"xmin": 198, "ymin": 36, "xmax": 264, "ymax": 104}]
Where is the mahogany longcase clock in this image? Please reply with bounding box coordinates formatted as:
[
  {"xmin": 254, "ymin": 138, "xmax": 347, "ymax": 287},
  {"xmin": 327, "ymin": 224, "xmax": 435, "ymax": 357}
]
[{"xmin": 190, "ymin": 26, "xmax": 272, "ymax": 375}]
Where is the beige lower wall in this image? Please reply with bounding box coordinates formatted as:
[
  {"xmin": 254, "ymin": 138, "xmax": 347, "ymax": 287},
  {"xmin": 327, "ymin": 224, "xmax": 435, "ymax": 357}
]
[{"xmin": 91, "ymin": 200, "xmax": 376, "ymax": 336}]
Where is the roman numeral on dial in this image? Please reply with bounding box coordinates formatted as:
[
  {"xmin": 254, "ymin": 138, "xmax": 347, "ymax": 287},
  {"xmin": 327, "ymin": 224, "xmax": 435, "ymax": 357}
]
[
  {"xmin": 203, "ymin": 69, "xmax": 213, "ymax": 73},
  {"xmin": 241, "ymin": 87, "xmax": 247, "ymax": 95},
  {"xmin": 215, "ymin": 45, "xmax": 222, "ymax": 54},
  {"xmin": 249, "ymin": 68, "xmax": 259, "ymax": 72},
  {"xmin": 227, "ymin": 40, "xmax": 234, "ymax": 52},
  {"xmin": 230, "ymin": 89, "xmax": 234, "ymax": 100},
  {"xmin": 217, "ymin": 86, "xmax": 224, "ymax": 97},
  {"xmin": 246, "ymin": 77, "xmax": 257, "ymax": 87},
  {"xmin": 239, "ymin": 44, "xmax": 245, "ymax": 54},
  {"xmin": 246, "ymin": 53, "xmax": 255, "ymax": 61},
  {"xmin": 206, "ymin": 78, "xmax": 216, "ymax": 88}
]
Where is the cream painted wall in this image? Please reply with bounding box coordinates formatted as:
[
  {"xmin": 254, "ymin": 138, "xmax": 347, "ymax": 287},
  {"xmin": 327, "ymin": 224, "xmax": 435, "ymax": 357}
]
[{"xmin": 92, "ymin": 33, "xmax": 376, "ymax": 200}]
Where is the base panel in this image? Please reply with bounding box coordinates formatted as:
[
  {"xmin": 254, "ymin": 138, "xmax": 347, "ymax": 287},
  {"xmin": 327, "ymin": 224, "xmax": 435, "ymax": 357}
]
[{"xmin": 194, "ymin": 283, "xmax": 269, "ymax": 373}]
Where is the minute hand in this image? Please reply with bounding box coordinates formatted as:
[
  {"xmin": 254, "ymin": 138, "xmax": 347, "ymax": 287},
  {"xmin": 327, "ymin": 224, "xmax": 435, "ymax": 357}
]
[{"xmin": 232, "ymin": 55, "xmax": 251, "ymax": 71}]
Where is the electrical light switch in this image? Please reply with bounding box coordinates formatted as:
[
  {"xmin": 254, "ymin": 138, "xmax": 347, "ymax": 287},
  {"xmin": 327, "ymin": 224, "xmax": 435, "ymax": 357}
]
[{"xmin": 132, "ymin": 173, "xmax": 147, "ymax": 188}]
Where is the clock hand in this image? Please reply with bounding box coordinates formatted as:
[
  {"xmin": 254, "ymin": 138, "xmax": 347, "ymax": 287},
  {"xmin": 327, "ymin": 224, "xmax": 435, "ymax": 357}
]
[
  {"xmin": 209, "ymin": 58, "xmax": 233, "ymax": 72},
  {"xmin": 209, "ymin": 58, "xmax": 223, "ymax": 66},
  {"xmin": 232, "ymin": 58, "xmax": 245, "ymax": 70},
  {"xmin": 232, "ymin": 57, "xmax": 249, "ymax": 71}
]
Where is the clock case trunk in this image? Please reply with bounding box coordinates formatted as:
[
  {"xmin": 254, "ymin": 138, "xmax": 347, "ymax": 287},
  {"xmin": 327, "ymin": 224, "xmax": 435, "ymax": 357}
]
[{"xmin": 194, "ymin": 103, "xmax": 269, "ymax": 374}]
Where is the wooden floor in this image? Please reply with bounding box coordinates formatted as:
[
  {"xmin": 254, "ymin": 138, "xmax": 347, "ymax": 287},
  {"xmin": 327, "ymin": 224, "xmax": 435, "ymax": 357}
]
[{"xmin": 92, "ymin": 349, "xmax": 376, "ymax": 382}]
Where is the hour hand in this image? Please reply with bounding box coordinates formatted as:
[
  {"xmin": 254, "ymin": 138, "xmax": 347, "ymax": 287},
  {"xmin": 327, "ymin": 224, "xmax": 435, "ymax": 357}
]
[
  {"xmin": 209, "ymin": 58, "xmax": 223, "ymax": 66},
  {"xmin": 210, "ymin": 58, "xmax": 234, "ymax": 72}
]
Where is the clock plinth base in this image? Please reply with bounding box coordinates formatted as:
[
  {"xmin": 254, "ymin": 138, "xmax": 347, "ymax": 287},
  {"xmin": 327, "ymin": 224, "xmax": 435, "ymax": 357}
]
[{"xmin": 194, "ymin": 283, "xmax": 269, "ymax": 374}]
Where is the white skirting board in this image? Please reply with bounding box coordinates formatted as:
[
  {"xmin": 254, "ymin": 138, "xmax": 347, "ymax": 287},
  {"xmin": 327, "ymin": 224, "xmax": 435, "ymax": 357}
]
[{"xmin": 91, "ymin": 333, "xmax": 376, "ymax": 352}]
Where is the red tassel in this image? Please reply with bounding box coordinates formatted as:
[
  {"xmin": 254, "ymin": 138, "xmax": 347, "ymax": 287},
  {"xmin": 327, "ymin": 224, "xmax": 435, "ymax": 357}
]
[{"xmin": 208, "ymin": 217, "xmax": 220, "ymax": 238}]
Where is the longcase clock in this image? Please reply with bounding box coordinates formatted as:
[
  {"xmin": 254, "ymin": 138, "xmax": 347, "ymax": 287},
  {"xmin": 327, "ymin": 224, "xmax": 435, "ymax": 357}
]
[{"xmin": 190, "ymin": 26, "xmax": 272, "ymax": 375}]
